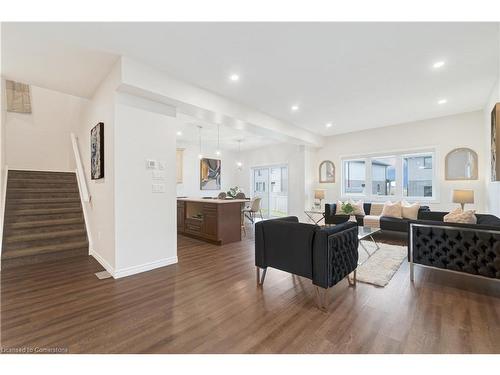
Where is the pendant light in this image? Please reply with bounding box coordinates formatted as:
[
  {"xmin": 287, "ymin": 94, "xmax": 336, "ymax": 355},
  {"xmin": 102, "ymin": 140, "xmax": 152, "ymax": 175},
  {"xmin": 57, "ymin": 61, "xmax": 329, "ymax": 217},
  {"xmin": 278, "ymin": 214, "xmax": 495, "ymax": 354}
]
[
  {"xmin": 197, "ymin": 125, "xmax": 203, "ymax": 159},
  {"xmin": 236, "ymin": 139, "xmax": 243, "ymax": 170},
  {"xmin": 215, "ymin": 124, "xmax": 221, "ymax": 156}
]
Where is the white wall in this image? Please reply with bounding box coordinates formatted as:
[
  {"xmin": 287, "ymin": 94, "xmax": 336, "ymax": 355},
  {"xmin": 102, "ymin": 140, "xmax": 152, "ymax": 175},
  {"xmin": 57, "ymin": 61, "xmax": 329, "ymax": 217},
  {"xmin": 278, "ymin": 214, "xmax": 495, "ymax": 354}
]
[
  {"xmin": 5, "ymin": 85, "xmax": 87, "ymax": 171},
  {"xmin": 176, "ymin": 141, "xmax": 238, "ymax": 197},
  {"xmin": 77, "ymin": 62, "xmax": 120, "ymax": 271},
  {"xmin": 236, "ymin": 143, "xmax": 307, "ymax": 220},
  {"xmin": 314, "ymin": 111, "xmax": 487, "ymax": 212},
  {"xmin": 114, "ymin": 94, "xmax": 178, "ymax": 276}
]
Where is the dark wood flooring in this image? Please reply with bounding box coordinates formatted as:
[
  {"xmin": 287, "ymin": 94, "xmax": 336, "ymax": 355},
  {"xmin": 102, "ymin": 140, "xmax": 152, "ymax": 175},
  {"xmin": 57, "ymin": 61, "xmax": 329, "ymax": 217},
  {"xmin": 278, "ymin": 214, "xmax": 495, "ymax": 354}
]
[{"xmin": 1, "ymin": 229, "xmax": 499, "ymax": 353}]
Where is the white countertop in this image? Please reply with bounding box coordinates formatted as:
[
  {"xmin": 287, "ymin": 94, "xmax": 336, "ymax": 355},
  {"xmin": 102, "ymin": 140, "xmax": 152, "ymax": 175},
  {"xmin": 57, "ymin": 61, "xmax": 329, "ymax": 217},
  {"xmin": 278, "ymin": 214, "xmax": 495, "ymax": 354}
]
[{"xmin": 177, "ymin": 197, "xmax": 249, "ymax": 204}]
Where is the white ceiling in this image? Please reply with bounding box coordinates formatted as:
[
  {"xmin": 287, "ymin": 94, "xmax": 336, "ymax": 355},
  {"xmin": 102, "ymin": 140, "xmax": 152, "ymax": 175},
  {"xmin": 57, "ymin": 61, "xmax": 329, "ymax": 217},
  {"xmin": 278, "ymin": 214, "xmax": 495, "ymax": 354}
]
[
  {"xmin": 2, "ymin": 22, "xmax": 499, "ymax": 137},
  {"xmin": 176, "ymin": 113, "xmax": 279, "ymax": 151}
]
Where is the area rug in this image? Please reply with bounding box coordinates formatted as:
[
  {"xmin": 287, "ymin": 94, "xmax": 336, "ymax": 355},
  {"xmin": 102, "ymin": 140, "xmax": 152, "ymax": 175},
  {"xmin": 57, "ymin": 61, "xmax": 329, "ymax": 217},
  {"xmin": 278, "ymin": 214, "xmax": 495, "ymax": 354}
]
[{"xmin": 356, "ymin": 241, "xmax": 407, "ymax": 287}]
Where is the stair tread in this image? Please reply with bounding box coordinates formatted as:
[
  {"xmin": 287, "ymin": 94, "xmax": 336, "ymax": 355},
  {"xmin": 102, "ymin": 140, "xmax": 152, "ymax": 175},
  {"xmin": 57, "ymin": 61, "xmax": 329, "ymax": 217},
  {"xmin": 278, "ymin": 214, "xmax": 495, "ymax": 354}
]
[
  {"xmin": 7, "ymin": 197, "xmax": 81, "ymax": 204},
  {"xmin": 2, "ymin": 241, "xmax": 89, "ymax": 259},
  {"xmin": 6, "ymin": 207, "xmax": 83, "ymax": 216},
  {"xmin": 8, "ymin": 188, "xmax": 79, "ymax": 193},
  {"xmin": 8, "ymin": 170, "xmax": 76, "ymax": 175},
  {"xmin": 5, "ymin": 229, "xmax": 87, "ymax": 243},
  {"xmin": 7, "ymin": 217, "xmax": 85, "ymax": 229}
]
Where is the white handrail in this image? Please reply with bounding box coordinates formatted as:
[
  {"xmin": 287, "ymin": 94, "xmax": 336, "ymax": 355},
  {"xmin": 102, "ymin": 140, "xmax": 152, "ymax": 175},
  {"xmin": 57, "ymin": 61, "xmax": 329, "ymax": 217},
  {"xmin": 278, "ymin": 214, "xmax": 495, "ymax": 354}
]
[{"xmin": 71, "ymin": 133, "xmax": 91, "ymax": 202}]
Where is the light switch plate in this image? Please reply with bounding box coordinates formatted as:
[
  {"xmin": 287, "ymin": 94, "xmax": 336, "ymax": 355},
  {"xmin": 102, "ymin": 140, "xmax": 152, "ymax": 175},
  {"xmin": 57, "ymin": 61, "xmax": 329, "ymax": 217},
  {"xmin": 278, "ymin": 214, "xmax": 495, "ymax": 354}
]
[
  {"xmin": 152, "ymin": 183, "xmax": 166, "ymax": 193},
  {"xmin": 152, "ymin": 171, "xmax": 166, "ymax": 180},
  {"xmin": 146, "ymin": 159, "xmax": 157, "ymax": 169}
]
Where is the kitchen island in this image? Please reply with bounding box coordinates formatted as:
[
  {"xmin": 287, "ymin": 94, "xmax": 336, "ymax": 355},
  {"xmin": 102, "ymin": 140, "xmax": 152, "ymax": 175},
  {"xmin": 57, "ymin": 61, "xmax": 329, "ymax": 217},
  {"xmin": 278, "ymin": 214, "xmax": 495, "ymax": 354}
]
[{"xmin": 177, "ymin": 198, "xmax": 248, "ymax": 245}]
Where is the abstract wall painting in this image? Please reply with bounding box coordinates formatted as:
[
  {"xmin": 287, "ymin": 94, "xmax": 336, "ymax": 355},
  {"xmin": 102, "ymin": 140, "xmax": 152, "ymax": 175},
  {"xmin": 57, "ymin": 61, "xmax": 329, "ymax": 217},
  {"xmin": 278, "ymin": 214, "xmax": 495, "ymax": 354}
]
[
  {"xmin": 91, "ymin": 122, "xmax": 104, "ymax": 180},
  {"xmin": 200, "ymin": 158, "xmax": 221, "ymax": 190}
]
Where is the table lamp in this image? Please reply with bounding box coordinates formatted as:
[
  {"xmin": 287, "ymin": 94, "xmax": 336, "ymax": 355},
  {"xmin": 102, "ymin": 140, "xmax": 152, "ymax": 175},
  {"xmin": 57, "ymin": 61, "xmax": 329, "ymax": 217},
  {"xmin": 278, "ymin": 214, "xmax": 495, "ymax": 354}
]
[
  {"xmin": 452, "ymin": 189, "xmax": 474, "ymax": 210},
  {"xmin": 314, "ymin": 189, "xmax": 326, "ymax": 208}
]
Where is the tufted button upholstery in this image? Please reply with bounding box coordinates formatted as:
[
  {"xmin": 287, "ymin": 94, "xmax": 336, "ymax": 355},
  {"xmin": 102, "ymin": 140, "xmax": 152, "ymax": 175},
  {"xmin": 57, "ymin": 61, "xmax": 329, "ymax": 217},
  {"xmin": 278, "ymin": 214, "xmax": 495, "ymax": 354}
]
[{"xmin": 410, "ymin": 222, "xmax": 500, "ymax": 279}]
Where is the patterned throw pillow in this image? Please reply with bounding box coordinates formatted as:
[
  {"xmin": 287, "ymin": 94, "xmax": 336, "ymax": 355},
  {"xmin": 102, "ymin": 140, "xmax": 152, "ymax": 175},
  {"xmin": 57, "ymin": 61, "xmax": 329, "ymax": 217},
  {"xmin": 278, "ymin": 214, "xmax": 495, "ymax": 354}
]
[
  {"xmin": 335, "ymin": 200, "xmax": 365, "ymax": 216},
  {"xmin": 444, "ymin": 207, "xmax": 477, "ymax": 224},
  {"xmin": 381, "ymin": 201, "xmax": 402, "ymax": 219},
  {"xmin": 401, "ymin": 200, "xmax": 420, "ymax": 220}
]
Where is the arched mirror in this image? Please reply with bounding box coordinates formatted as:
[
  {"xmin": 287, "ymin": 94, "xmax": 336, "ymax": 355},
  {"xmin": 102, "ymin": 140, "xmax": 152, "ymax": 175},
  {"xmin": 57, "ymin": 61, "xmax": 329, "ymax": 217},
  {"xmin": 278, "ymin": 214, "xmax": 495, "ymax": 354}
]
[
  {"xmin": 445, "ymin": 148, "xmax": 478, "ymax": 180},
  {"xmin": 319, "ymin": 160, "xmax": 335, "ymax": 183}
]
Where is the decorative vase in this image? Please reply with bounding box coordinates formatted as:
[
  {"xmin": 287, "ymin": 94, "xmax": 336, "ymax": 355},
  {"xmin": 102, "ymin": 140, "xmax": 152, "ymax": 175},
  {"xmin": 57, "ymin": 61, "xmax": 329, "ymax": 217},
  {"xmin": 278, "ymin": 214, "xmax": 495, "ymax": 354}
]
[{"xmin": 349, "ymin": 215, "xmax": 356, "ymax": 222}]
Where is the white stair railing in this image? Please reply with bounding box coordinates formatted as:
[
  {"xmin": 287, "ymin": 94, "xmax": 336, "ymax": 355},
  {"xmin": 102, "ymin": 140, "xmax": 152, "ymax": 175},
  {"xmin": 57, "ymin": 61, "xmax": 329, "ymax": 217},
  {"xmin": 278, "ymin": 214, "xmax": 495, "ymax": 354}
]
[
  {"xmin": 71, "ymin": 133, "xmax": 93, "ymax": 251},
  {"xmin": 71, "ymin": 133, "xmax": 91, "ymax": 203}
]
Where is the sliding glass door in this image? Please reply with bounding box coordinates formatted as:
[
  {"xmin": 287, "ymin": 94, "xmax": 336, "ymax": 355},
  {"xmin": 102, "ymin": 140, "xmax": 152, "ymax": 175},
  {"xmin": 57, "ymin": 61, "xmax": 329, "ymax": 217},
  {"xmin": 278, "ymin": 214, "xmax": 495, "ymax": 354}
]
[{"xmin": 251, "ymin": 165, "xmax": 288, "ymax": 219}]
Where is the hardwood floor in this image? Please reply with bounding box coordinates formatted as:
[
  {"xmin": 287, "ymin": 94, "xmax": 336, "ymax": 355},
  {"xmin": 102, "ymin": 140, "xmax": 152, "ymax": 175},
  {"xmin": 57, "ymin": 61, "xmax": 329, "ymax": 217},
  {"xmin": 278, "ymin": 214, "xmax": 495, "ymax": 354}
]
[{"xmin": 1, "ymin": 229, "xmax": 499, "ymax": 353}]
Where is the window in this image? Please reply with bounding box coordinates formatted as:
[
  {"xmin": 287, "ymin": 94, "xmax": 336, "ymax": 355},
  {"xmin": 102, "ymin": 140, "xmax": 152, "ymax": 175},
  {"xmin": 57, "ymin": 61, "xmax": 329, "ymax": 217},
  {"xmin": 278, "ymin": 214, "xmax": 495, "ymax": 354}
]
[
  {"xmin": 342, "ymin": 151, "xmax": 436, "ymax": 201},
  {"xmin": 403, "ymin": 154, "xmax": 434, "ymax": 198},
  {"xmin": 343, "ymin": 160, "xmax": 366, "ymax": 194},
  {"xmin": 371, "ymin": 157, "xmax": 396, "ymax": 196}
]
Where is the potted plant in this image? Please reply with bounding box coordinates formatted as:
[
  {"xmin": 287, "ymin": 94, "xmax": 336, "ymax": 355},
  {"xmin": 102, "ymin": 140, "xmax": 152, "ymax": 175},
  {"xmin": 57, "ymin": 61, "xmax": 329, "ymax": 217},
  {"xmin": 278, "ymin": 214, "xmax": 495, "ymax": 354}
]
[
  {"xmin": 227, "ymin": 186, "xmax": 241, "ymax": 199},
  {"xmin": 340, "ymin": 202, "xmax": 357, "ymax": 222}
]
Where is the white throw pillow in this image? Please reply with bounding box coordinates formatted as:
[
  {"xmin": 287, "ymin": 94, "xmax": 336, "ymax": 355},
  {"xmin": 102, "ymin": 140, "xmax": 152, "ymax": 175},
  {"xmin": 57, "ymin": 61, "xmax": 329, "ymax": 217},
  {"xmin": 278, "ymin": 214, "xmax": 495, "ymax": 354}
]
[
  {"xmin": 444, "ymin": 207, "xmax": 477, "ymax": 224},
  {"xmin": 381, "ymin": 201, "xmax": 402, "ymax": 219},
  {"xmin": 401, "ymin": 200, "xmax": 420, "ymax": 220},
  {"xmin": 349, "ymin": 199, "xmax": 365, "ymax": 216}
]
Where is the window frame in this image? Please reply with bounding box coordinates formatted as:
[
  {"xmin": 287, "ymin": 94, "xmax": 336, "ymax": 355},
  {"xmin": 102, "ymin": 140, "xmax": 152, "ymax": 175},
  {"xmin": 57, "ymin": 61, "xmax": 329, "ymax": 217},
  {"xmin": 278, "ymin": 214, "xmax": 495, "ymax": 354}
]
[
  {"xmin": 341, "ymin": 158, "xmax": 367, "ymax": 197},
  {"xmin": 341, "ymin": 150, "xmax": 437, "ymax": 202}
]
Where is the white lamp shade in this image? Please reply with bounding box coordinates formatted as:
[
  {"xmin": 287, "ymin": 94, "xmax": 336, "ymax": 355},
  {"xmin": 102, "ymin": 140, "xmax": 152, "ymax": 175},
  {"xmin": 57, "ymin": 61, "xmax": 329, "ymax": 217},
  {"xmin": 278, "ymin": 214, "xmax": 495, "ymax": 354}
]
[
  {"xmin": 452, "ymin": 189, "xmax": 474, "ymax": 204},
  {"xmin": 314, "ymin": 190, "xmax": 326, "ymax": 200}
]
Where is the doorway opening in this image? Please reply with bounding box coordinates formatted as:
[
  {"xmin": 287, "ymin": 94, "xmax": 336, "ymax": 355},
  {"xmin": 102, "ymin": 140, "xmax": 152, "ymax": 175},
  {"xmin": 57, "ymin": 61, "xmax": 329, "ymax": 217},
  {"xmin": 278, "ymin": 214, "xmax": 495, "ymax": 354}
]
[{"xmin": 251, "ymin": 165, "xmax": 288, "ymax": 219}]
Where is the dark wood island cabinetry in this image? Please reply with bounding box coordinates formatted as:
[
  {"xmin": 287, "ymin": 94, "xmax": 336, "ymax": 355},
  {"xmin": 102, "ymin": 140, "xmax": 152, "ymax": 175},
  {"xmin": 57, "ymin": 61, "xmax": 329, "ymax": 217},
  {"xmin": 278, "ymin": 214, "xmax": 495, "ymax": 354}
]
[{"xmin": 177, "ymin": 198, "xmax": 247, "ymax": 245}]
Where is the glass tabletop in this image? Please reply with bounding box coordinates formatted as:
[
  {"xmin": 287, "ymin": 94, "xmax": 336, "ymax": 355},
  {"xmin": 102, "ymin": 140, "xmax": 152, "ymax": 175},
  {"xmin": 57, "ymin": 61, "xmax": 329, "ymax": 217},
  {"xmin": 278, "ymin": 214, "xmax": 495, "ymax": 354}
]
[{"xmin": 358, "ymin": 226, "xmax": 381, "ymax": 239}]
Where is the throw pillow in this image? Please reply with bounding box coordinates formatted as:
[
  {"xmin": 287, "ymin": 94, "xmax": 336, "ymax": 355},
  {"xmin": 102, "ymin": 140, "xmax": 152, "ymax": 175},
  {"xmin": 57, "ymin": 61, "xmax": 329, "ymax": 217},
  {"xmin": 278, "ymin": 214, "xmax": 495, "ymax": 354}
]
[
  {"xmin": 349, "ymin": 199, "xmax": 366, "ymax": 216},
  {"xmin": 444, "ymin": 207, "xmax": 477, "ymax": 224},
  {"xmin": 369, "ymin": 203, "xmax": 384, "ymax": 216},
  {"xmin": 381, "ymin": 201, "xmax": 402, "ymax": 219},
  {"xmin": 401, "ymin": 200, "xmax": 420, "ymax": 220},
  {"xmin": 335, "ymin": 200, "xmax": 347, "ymax": 215}
]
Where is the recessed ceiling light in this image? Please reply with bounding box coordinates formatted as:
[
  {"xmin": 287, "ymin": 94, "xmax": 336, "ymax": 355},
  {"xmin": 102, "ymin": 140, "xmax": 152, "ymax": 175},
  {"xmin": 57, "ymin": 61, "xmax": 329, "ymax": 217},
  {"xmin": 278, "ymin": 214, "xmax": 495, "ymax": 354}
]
[
  {"xmin": 433, "ymin": 61, "xmax": 445, "ymax": 69},
  {"xmin": 176, "ymin": 131, "xmax": 182, "ymax": 136},
  {"xmin": 229, "ymin": 74, "xmax": 240, "ymax": 82},
  {"xmin": 438, "ymin": 99, "xmax": 447, "ymax": 105},
  {"xmin": 325, "ymin": 123, "xmax": 333, "ymax": 128},
  {"xmin": 291, "ymin": 105, "xmax": 299, "ymax": 112}
]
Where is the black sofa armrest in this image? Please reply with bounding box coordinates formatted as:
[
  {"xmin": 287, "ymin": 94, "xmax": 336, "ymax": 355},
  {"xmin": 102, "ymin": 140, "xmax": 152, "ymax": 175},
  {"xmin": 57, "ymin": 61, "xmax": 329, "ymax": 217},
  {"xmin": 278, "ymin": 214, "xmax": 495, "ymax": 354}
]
[
  {"xmin": 324, "ymin": 203, "xmax": 351, "ymax": 225},
  {"xmin": 255, "ymin": 216, "xmax": 316, "ymax": 279},
  {"xmin": 312, "ymin": 222, "xmax": 359, "ymax": 288},
  {"xmin": 408, "ymin": 220, "xmax": 500, "ymax": 279}
]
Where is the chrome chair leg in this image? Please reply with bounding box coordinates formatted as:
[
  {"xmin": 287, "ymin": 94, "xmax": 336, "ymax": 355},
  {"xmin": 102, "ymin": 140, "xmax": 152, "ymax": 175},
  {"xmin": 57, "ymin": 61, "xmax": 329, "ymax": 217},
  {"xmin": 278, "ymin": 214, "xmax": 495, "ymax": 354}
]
[
  {"xmin": 348, "ymin": 269, "xmax": 357, "ymax": 287},
  {"xmin": 314, "ymin": 286, "xmax": 328, "ymax": 310}
]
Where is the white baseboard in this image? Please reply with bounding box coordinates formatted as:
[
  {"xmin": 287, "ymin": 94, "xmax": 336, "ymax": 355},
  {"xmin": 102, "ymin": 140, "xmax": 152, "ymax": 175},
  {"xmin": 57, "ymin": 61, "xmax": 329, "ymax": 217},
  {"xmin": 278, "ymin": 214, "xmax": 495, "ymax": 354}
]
[
  {"xmin": 113, "ymin": 256, "xmax": 178, "ymax": 279},
  {"xmin": 89, "ymin": 248, "xmax": 115, "ymax": 275}
]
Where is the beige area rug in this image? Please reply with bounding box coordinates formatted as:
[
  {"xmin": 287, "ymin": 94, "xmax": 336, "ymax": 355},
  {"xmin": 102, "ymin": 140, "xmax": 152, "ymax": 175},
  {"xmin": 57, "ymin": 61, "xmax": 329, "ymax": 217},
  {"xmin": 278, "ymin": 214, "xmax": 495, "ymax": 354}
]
[{"xmin": 356, "ymin": 240, "xmax": 407, "ymax": 287}]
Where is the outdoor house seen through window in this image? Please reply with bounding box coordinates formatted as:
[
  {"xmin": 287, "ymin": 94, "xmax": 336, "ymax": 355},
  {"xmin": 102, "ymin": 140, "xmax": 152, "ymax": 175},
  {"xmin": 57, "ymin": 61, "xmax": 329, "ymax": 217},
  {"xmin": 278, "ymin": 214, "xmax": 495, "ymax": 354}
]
[{"xmin": 342, "ymin": 152, "xmax": 435, "ymax": 200}]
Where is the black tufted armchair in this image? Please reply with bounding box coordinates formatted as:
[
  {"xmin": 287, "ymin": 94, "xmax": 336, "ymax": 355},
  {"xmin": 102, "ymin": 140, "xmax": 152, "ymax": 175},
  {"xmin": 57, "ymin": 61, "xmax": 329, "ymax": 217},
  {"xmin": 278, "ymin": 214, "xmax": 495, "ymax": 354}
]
[
  {"xmin": 255, "ymin": 216, "xmax": 359, "ymax": 309},
  {"xmin": 409, "ymin": 213, "xmax": 500, "ymax": 282}
]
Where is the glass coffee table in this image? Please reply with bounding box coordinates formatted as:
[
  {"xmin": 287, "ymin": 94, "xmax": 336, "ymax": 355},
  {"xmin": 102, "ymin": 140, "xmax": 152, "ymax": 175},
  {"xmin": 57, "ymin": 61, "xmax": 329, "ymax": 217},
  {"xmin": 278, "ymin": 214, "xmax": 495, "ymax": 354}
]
[{"xmin": 358, "ymin": 226, "xmax": 381, "ymax": 258}]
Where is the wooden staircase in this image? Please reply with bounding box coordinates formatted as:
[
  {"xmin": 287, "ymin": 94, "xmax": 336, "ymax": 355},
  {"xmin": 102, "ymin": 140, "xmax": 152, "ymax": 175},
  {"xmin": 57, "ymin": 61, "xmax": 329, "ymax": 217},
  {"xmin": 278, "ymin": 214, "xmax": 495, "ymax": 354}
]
[{"xmin": 1, "ymin": 170, "xmax": 89, "ymax": 269}]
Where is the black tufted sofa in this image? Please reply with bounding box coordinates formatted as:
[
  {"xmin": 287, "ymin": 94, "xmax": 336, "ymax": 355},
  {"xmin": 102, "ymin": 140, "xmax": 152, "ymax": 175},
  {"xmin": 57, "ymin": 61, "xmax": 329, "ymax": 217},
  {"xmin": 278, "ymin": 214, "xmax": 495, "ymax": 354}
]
[
  {"xmin": 255, "ymin": 216, "xmax": 359, "ymax": 309},
  {"xmin": 408, "ymin": 211, "xmax": 500, "ymax": 282},
  {"xmin": 324, "ymin": 202, "xmax": 430, "ymax": 232}
]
